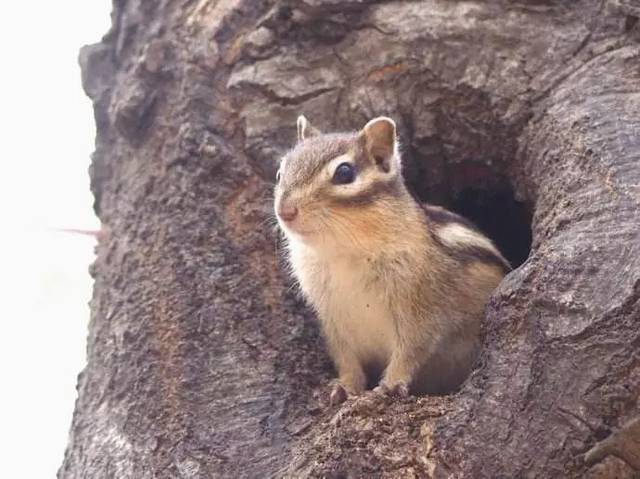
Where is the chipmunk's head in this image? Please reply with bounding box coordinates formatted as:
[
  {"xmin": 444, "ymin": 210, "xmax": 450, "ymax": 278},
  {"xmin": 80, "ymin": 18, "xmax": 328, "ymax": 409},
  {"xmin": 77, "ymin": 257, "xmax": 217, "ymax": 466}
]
[{"xmin": 274, "ymin": 116, "xmax": 406, "ymax": 248}]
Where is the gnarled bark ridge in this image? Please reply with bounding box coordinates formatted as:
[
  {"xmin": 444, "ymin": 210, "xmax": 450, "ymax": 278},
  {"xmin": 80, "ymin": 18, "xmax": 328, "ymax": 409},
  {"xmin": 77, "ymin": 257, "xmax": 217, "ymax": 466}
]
[{"xmin": 61, "ymin": 1, "xmax": 640, "ymax": 478}]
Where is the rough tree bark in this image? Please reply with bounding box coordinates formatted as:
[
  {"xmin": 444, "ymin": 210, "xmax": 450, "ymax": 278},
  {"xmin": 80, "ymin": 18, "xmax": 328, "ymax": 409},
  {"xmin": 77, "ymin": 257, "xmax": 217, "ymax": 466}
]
[{"xmin": 61, "ymin": 1, "xmax": 640, "ymax": 478}]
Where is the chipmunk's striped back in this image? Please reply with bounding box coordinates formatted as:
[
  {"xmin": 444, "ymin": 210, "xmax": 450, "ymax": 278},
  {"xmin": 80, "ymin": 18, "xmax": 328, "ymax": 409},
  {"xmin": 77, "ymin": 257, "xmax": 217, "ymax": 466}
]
[{"xmin": 421, "ymin": 204, "xmax": 512, "ymax": 274}]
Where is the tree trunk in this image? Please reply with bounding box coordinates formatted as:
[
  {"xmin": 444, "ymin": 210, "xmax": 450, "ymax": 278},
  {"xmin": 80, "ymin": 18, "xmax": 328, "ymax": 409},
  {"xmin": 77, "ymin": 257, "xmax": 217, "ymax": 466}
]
[{"xmin": 61, "ymin": 1, "xmax": 640, "ymax": 477}]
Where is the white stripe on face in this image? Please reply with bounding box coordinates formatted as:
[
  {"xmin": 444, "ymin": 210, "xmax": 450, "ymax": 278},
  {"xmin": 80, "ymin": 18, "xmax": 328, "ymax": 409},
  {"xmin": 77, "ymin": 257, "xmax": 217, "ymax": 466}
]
[{"xmin": 323, "ymin": 153, "xmax": 387, "ymax": 201}]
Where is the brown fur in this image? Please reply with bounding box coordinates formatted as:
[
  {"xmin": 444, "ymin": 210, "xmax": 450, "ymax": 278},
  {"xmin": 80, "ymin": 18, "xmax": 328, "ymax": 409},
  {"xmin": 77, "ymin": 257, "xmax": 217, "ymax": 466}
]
[{"xmin": 274, "ymin": 116, "xmax": 509, "ymax": 397}]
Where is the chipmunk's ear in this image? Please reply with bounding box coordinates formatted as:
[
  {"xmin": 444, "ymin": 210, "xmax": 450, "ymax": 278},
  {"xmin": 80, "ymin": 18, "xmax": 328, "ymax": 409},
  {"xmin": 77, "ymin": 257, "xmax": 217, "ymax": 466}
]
[
  {"xmin": 361, "ymin": 117, "xmax": 398, "ymax": 173},
  {"xmin": 297, "ymin": 115, "xmax": 321, "ymax": 142}
]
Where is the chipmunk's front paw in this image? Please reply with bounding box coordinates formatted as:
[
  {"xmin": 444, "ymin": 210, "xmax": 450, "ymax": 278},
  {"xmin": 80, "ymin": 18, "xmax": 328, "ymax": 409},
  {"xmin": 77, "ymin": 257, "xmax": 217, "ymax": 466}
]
[
  {"xmin": 329, "ymin": 383, "xmax": 348, "ymax": 406},
  {"xmin": 374, "ymin": 381, "xmax": 409, "ymax": 398}
]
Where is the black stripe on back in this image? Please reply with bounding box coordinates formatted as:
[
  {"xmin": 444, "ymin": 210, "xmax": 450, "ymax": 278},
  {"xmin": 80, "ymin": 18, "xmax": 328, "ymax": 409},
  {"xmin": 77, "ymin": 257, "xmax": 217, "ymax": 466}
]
[
  {"xmin": 420, "ymin": 203, "xmax": 481, "ymax": 233},
  {"xmin": 421, "ymin": 203, "xmax": 512, "ymax": 273}
]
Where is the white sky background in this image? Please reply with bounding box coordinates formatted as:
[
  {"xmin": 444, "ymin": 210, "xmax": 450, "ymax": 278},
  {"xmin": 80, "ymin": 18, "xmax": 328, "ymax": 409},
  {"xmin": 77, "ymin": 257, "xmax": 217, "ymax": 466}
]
[{"xmin": 0, "ymin": 2, "xmax": 111, "ymax": 476}]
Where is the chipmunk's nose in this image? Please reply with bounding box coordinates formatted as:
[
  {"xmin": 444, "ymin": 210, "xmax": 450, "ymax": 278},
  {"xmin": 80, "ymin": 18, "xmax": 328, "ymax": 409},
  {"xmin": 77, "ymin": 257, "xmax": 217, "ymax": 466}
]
[{"xmin": 277, "ymin": 200, "xmax": 298, "ymax": 222}]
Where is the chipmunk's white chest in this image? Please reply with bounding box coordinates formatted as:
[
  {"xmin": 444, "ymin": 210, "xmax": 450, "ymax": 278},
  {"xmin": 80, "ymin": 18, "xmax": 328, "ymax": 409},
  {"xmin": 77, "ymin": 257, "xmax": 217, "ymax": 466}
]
[{"xmin": 290, "ymin": 245, "xmax": 396, "ymax": 365}]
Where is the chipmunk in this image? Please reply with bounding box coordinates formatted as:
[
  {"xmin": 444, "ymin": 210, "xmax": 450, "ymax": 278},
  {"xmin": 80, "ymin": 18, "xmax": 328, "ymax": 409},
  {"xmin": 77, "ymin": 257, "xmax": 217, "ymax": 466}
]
[{"xmin": 274, "ymin": 115, "xmax": 511, "ymax": 405}]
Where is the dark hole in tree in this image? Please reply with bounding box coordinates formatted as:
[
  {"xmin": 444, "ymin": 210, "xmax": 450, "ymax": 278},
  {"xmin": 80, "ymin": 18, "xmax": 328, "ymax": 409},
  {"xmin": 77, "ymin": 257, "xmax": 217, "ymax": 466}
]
[
  {"xmin": 450, "ymin": 184, "xmax": 532, "ymax": 268},
  {"xmin": 407, "ymin": 160, "xmax": 533, "ymax": 269}
]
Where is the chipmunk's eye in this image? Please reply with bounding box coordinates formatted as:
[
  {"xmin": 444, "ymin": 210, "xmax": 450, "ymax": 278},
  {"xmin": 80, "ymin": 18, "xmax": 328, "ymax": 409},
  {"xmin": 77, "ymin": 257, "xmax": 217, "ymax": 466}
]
[
  {"xmin": 332, "ymin": 163, "xmax": 355, "ymax": 185},
  {"xmin": 276, "ymin": 170, "xmax": 281, "ymax": 183}
]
